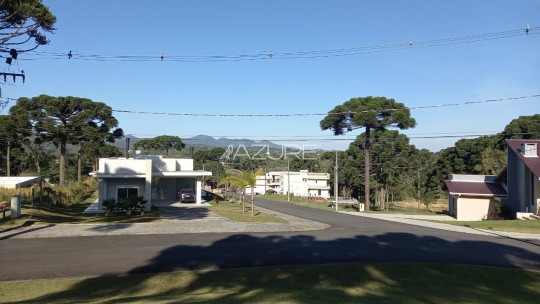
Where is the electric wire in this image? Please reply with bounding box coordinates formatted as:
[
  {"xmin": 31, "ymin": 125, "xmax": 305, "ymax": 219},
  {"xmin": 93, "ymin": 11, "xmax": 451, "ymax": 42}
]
[
  {"xmin": 17, "ymin": 26, "xmax": 539, "ymax": 62},
  {"xmin": 110, "ymin": 94, "xmax": 540, "ymax": 117}
]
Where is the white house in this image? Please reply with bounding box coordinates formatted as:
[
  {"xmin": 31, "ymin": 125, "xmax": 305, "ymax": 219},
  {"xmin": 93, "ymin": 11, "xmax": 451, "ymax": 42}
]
[
  {"xmin": 246, "ymin": 170, "xmax": 330, "ymax": 199},
  {"xmin": 90, "ymin": 155, "xmax": 211, "ymax": 211}
]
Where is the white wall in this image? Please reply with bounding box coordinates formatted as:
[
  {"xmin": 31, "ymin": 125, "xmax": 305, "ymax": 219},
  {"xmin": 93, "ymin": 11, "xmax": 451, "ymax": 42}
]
[
  {"xmin": 0, "ymin": 177, "xmax": 40, "ymax": 189},
  {"xmin": 99, "ymin": 159, "xmax": 149, "ymax": 175},
  {"xmin": 456, "ymin": 197, "xmax": 495, "ymax": 221}
]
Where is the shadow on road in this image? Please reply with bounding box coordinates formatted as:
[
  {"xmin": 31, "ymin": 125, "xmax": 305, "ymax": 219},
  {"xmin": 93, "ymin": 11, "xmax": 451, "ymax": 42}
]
[{"xmin": 7, "ymin": 232, "xmax": 540, "ymax": 303}]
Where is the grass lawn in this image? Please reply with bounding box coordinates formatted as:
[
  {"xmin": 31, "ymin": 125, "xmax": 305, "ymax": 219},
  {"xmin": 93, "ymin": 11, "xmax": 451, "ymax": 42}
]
[
  {"xmin": 263, "ymin": 194, "xmax": 446, "ymax": 215},
  {"xmin": 433, "ymin": 219, "xmax": 540, "ymax": 234},
  {"xmin": 1, "ymin": 263, "xmax": 538, "ymax": 303},
  {"xmin": 0, "ymin": 191, "xmax": 161, "ymax": 228},
  {"xmin": 263, "ymin": 194, "xmax": 339, "ymax": 211},
  {"xmin": 209, "ymin": 199, "xmax": 287, "ymax": 223}
]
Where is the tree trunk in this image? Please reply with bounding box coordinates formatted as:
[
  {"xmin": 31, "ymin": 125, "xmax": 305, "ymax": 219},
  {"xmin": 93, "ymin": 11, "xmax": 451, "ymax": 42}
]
[
  {"xmin": 95, "ymin": 151, "xmax": 100, "ymax": 171},
  {"xmin": 60, "ymin": 141, "xmax": 66, "ymax": 184},
  {"xmin": 364, "ymin": 126, "xmax": 370, "ymax": 211},
  {"xmin": 77, "ymin": 141, "xmax": 82, "ymax": 183},
  {"xmin": 242, "ymin": 188, "xmax": 245, "ymax": 213},
  {"xmin": 251, "ymin": 190, "xmax": 255, "ymax": 216}
]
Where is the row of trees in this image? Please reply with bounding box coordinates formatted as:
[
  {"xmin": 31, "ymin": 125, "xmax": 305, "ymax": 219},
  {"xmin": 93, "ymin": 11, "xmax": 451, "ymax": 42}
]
[
  {"xmin": 1, "ymin": 95, "xmax": 124, "ymax": 184},
  {"xmin": 1, "ymin": 93, "xmax": 537, "ymax": 208},
  {"xmin": 218, "ymin": 100, "xmax": 538, "ymax": 210}
]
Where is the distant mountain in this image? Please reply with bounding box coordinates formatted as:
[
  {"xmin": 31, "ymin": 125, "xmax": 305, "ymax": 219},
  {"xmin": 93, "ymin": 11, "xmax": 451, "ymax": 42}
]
[
  {"xmin": 183, "ymin": 135, "xmax": 281, "ymax": 149},
  {"xmin": 113, "ymin": 134, "xmax": 281, "ymax": 150}
]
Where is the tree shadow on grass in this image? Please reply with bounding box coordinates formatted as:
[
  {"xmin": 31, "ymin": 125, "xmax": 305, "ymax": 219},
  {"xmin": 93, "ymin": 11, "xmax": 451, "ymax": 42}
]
[{"xmin": 5, "ymin": 232, "xmax": 540, "ymax": 303}]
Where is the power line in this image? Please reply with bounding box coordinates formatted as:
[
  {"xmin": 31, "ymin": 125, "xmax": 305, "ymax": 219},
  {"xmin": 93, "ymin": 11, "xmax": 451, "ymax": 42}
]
[
  {"xmin": 18, "ymin": 26, "xmax": 538, "ymax": 63},
  {"xmin": 111, "ymin": 94, "xmax": 540, "ymax": 117}
]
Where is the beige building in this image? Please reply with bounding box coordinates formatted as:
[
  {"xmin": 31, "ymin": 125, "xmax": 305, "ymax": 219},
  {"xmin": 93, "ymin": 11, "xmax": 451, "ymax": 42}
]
[{"xmin": 444, "ymin": 174, "xmax": 506, "ymax": 221}]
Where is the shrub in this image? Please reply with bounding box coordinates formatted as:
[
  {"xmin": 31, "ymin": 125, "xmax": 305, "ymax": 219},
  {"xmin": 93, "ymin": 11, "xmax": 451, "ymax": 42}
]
[
  {"xmin": 487, "ymin": 201, "xmax": 502, "ymax": 220},
  {"xmin": 102, "ymin": 198, "xmax": 117, "ymax": 216},
  {"xmin": 103, "ymin": 196, "xmax": 147, "ymax": 216}
]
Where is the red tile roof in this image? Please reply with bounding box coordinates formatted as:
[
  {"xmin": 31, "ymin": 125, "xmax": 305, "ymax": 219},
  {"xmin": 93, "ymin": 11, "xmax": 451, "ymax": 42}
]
[
  {"xmin": 443, "ymin": 180, "xmax": 507, "ymax": 197},
  {"xmin": 506, "ymin": 139, "xmax": 540, "ymax": 177}
]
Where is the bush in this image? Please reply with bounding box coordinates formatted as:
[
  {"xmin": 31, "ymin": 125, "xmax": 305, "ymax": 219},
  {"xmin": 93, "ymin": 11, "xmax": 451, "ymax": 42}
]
[
  {"xmin": 487, "ymin": 201, "xmax": 502, "ymax": 220},
  {"xmin": 102, "ymin": 198, "xmax": 117, "ymax": 216},
  {"xmin": 499, "ymin": 206, "xmax": 514, "ymax": 220},
  {"xmin": 103, "ymin": 196, "xmax": 147, "ymax": 216}
]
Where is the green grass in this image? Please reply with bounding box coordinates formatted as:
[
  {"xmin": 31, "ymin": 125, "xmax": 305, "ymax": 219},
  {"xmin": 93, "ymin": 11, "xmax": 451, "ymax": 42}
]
[
  {"xmin": 209, "ymin": 199, "xmax": 287, "ymax": 223},
  {"xmin": 433, "ymin": 219, "xmax": 540, "ymax": 234},
  {"xmin": 263, "ymin": 194, "xmax": 342, "ymax": 211},
  {"xmin": 263, "ymin": 194, "xmax": 446, "ymax": 214},
  {"xmin": 0, "ymin": 263, "xmax": 538, "ymax": 303},
  {"xmin": 0, "ymin": 191, "xmax": 161, "ymax": 228}
]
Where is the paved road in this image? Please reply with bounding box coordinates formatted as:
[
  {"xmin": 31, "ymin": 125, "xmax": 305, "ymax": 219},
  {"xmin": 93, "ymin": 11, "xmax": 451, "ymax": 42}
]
[{"xmin": 1, "ymin": 197, "xmax": 539, "ymax": 281}]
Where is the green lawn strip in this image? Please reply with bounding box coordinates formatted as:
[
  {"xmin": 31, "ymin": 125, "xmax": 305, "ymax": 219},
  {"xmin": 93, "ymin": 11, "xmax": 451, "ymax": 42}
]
[
  {"xmin": 263, "ymin": 194, "xmax": 445, "ymax": 214},
  {"xmin": 429, "ymin": 219, "xmax": 540, "ymax": 234},
  {"xmin": 263, "ymin": 194, "xmax": 338, "ymax": 211},
  {"xmin": 209, "ymin": 199, "xmax": 287, "ymax": 223},
  {"xmin": 1, "ymin": 263, "xmax": 538, "ymax": 303}
]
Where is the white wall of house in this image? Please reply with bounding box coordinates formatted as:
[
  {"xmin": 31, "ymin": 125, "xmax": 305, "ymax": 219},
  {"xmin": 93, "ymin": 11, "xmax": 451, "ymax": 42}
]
[
  {"xmin": 246, "ymin": 170, "xmax": 330, "ymax": 198},
  {"xmin": 93, "ymin": 156, "xmax": 210, "ymax": 211},
  {"xmin": 455, "ymin": 196, "xmax": 496, "ymax": 221}
]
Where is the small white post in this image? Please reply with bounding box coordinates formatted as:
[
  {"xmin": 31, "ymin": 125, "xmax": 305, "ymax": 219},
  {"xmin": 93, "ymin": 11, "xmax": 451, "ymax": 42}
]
[{"xmin": 196, "ymin": 180, "xmax": 202, "ymax": 205}]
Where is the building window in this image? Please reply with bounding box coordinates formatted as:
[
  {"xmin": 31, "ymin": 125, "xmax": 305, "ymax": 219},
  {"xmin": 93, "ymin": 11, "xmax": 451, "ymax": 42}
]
[{"xmin": 117, "ymin": 187, "xmax": 138, "ymax": 202}]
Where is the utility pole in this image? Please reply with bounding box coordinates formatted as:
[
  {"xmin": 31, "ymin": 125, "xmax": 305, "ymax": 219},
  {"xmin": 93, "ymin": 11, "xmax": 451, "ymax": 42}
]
[
  {"xmin": 335, "ymin": 150, "xmax": 338, "ymax": 211},
  {"xmin": 125, "ymin": 138, "xmax": 130, "ymax": 159},
  {"xmin": 287, "ymin": 158, "xmax": 290, "ymax": 202},
  {"xmin": 77, "ymin": 141, "xmax": 82, "ymax": 182},
  {"xmin": 0, "ymin": 72, "xmax": 25, "ymax": 83}
]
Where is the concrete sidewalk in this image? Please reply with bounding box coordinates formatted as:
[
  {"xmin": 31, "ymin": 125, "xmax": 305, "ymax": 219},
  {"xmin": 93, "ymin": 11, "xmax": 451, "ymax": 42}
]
[{"xmin": 341, "ymin": 211, "xmax": 540, "ymax": 240}]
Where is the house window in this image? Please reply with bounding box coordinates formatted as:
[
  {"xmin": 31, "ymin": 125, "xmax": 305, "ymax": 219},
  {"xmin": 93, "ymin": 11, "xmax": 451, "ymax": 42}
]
[{"xmin": 117, "ymin": 187, "xmax": 139, "ymax": 202}]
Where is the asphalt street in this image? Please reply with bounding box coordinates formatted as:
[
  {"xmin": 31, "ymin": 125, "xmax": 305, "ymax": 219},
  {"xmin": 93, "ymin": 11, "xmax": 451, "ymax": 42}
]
[{"xmin": 1, "ymin": 197, "xmax": 539, "ymax": 281}]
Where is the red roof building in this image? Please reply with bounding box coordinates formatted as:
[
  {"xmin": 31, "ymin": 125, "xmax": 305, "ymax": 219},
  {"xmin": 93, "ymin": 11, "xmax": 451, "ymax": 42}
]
[{"xmin": 443, "ymin": 174, "xmax": 506, "ymax": 220}]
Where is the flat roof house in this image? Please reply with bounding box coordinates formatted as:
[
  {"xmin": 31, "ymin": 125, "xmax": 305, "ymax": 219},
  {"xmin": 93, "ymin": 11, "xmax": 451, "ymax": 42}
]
[
  {"xmin": 91, "ymin": 156, "xmax": 211, "ymax": 211},
  {"xmin": 247, "ymin": 170, "xmax": 330, "ymax": 199}
]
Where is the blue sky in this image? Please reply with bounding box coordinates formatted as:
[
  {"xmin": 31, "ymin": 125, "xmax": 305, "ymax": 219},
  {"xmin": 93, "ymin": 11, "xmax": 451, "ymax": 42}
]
[{"xmin": 2, "ymin": 0, "xmax": 539, "ymax": 151}]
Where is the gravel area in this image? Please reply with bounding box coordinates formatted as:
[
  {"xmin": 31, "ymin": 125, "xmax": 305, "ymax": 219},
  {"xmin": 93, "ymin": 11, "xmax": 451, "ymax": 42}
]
[{"xmin": 0, "ymin": 205, "xmax": 329, "ymax": 239}]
